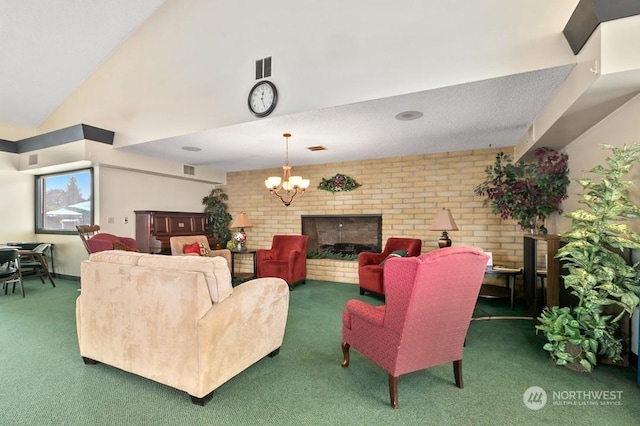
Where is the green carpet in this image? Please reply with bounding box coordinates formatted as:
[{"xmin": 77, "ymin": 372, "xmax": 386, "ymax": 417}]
[{"xmin": 0, "ymin": 278, "xmax": 638, "ymax": 425}]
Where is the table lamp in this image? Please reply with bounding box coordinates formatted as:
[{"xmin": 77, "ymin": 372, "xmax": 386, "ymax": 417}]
[
  {"xmin": 429, "ymin": 208, "xmax": 459, "ymax": 248},
  {"xmin": 230, "ymin": 212, "xmax": 253, "ymax": 250}
]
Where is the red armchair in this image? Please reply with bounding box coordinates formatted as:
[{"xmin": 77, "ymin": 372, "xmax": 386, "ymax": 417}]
[
  {"xmin": 341, "ymin": 246, "xmax": 489, "ymax": 408},
  {"xmin": 358, "ymin": 237, "xmax": 422, "ymax": 296},
  {"xmin": 77, "ymin": 225, "xmax": 138, "ymax": 254},
  {"xmin": 256, "ymin": 235, "xmax": 308, "ymax": 290}
]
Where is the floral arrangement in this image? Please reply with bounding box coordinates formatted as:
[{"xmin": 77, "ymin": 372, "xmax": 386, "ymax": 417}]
[
  {"xmin": 317, "ymin": 173, "xmax": 361, "ymax": 193},
  {"xmin": 473, "ymin": 147, "xmax": 569, "ymax": 232},
  {"xmin": 234, "ymin": 232, "xmax": 246, "ymax": 244}
]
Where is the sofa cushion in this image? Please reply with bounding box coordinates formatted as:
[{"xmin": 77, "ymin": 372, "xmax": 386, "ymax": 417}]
[
  {"xmin": 112, "ymin": 240, "xmax": 138, "ymax": 251},
  {"xmin": 137, "ymin": 255, "xmax": 233, "ymax": 304},
  {"xmin": 183, "ymin": 242, "xmax": 203, "ymax": 256},
  {"xmin": 380, "ymin": 250, "xmax": 408, "ymax": 265},
  {"xmin": 89, "ymin": 250, "xmax": 146, "ymax": 265}
]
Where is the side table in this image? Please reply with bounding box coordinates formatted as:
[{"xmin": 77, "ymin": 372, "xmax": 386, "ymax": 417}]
[
  {"xmin": 478, "ymin": 266, "xmax": 523, "ymax": 310},
  {"xmin": 230, "ymin": 250, "xmax": 257, "ymax": 283}
]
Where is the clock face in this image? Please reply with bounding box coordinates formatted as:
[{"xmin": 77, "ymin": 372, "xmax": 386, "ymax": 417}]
[{"xmin": 248, "ymin": 81, "xmax": 277, "ymax": 117}]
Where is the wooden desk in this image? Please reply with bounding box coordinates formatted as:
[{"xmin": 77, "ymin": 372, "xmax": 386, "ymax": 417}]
[{"xmin": 230, "ymin": 250, "xmax": 257, "ymax": 282}]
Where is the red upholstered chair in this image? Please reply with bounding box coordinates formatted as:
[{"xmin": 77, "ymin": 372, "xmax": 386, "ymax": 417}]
[
  {"xmin": 76, "ymin": 225, "xmax": 138, "ymax": 254},
  {"xmin": 256, "ymin": 235, "xmax": 308, "ymax": 290},
  {"xmin": 357, "ymin": 237, "xmax": 422, "ymax": 296},
  {"xmin": 341, "ymin": 246, "xmax": 489, "ymax": 409}
]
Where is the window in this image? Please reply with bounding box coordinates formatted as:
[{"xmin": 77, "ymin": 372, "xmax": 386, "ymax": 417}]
[{"xmin": 35, "ymin": 168, "xmax": 93, "ymax": 234}]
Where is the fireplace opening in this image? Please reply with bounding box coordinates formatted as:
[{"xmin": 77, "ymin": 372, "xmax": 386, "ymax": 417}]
[{"xmin": 302, "ymin": 215, "xmax": 382, "ymax": 259}]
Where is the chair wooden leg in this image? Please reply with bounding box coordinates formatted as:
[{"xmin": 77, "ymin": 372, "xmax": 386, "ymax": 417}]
[
  {"xmin": 453, "ymin": 360, "xmax": 463, "ymax": 388},
  {"xmin": 388, "ymin": 374, "xmax": 399, "ymax": 409},
  {"xmin": 341, "ymin": 342, "xmax": 350, "ymax": 367}
]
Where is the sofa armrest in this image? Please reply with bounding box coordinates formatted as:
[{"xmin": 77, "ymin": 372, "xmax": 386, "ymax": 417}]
[
  {"xmin": 206, "ymin": 249, "xmax": 231, "ymax": 269},
  {"xmin": 256, "ymin": 249, "xmax": 273, "ymax": 263},
  {"xmin": 288, "ymin": 250, "xmax": 302, "ymax": 263},
  {"xmin": 345, "ymin": 299, "xmax": 385, "ymax": 327},
  {"xmin": 195, "ymin": 277, "xmax": 289, "ymax": 394},
  {"xmin": 358, "ymin": 251, "xmax": 386, "ymax": 267}
]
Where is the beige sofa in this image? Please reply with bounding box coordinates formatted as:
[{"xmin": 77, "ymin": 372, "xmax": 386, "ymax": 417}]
[{"xmin": 76, "ymin": 250, "xmax": 289, "ymax": 405}]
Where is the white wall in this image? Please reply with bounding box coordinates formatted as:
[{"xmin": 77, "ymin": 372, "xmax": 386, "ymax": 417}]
[
  {"xmin": 556, "ymin": 93, "xmax": 640, "ymax": 234},
  {"xmin": 0, "ymin": 168, "xmax": 34, "ymax": 242}
]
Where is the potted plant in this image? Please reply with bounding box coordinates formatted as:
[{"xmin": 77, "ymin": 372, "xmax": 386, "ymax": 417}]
[
  {"xmin": 474, "ymin": 147, "xmax": 570, "ymax": 232},
  {"xmin": 536, "ymin": 143, "xmax": 640, "ymax": 372},
  {"xmin": 202, "ymin": 187, "xmax": 232, "ymax": 249}
]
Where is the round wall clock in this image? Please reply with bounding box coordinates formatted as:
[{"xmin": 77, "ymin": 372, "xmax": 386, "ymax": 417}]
[{"xmin": 248, "ymin": 80, "xmax": 278, "ymax": 117}]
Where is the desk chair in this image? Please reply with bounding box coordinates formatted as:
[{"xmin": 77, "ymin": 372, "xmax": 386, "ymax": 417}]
[
  {"xmin": 20, "ymin": 244, "xmax": 56, "ymax": 287},
  {"xmin": 1, "ymin": 249, "xmax": 24, "ymax": 297}
]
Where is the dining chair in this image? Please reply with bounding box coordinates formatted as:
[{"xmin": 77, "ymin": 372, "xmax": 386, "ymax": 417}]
[
  {"xmin": 1, "ymin": 249, "xmax": 24, "ymax": 297},
  {"xmin": 19, "ymin": 244, "xmax": 56, "ymax": 287}
]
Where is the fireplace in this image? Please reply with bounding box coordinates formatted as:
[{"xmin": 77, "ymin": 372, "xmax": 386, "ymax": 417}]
[{"xmin": 301, "ymin": 215, "xmax": 382, "ymax": 256}]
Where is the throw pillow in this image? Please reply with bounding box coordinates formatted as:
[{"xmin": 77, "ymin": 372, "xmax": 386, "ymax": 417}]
[
  {"xmin": 183, "ymin": 242, "xmax": 203, "ymax": 256},
  {"xmin": 198, "ymin": 242, "xmax": 209, "ymax": 256},
  {"xmin": 113, "ymin": 240, "xmax": 138, "ymax": 252},
  {"xmin": 380, "ymin": 249, "xmax": 408, "ymax": 265}
]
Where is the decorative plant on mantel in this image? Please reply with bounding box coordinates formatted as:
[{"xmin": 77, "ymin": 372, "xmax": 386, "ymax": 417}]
[
  {"xmin": 202, "ymin": 187, "xmax": 232, "ymax": 249},
  {"xmin": 474, "ymin": 147, "xmax": 570, "ymax": 233},
  {"xmin": 536, "ymin": 143, "xmax": 640, "ymax": 372},
  {"xmin": 318, "ymin": 173, "xmax": 361, "ymax": 193}
]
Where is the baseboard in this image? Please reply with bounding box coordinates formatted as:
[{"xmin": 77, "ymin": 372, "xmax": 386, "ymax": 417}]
[{"xmin": 52, "ymin": 273, "xmax": 80, "ymax": 281}]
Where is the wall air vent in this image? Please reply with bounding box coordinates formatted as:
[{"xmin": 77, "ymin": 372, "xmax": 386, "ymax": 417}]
[
  {"xmin": 28, "ymin": 154, "xmax": 38, "ymax": 165},
  {"xmin": 183, "ymin": 165, "xmax": 195, "ymax": 176},
  {"xmin": 307, "ymin": 145, "xmax": 327, "ymax": 152},
  {"xmin": 255, "ymin": 56, "xmax": 272, "ymax": 79}
]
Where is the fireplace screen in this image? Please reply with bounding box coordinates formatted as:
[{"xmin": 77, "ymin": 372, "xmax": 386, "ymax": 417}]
[{"xmin": 302, "ymin": 215, "xmax": 382, "ymax": 257}]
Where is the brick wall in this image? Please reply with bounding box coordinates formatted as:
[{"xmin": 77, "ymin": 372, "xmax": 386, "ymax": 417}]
[{"xmin": 223, "ymin": 147, "xmax": 530, "ymax": 284}]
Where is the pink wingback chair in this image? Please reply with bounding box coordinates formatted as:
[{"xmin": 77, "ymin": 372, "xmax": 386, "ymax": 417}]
[
  {"xmin": 256, "ymin": 235, "xmax": 309, "ymax": 290},
  {"xmin": 341, "ymin": 246, "xmax": 489, "ymax": 408},
  {"xmin": 357, "ymin": 237, "xmax": 422, "ymax": 296}
]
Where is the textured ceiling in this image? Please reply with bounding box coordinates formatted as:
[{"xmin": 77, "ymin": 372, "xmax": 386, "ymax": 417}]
[
  {"xmin": 122, "ymin": 65, "xmax": 574, "ymax": 172},
  {"xmin": 0, "ymin": 0, "xmax": 166, "ymax": 127}
]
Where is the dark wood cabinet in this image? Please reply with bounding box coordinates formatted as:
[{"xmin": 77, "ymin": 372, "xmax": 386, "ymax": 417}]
[{"xmin": 135, "ymin": 210, "xmax": 214, "ymax": 254}]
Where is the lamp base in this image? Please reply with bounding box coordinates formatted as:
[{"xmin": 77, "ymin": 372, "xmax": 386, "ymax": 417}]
[{"xmin": 437, "ymin": 231, "xmax": 452, "ymax": 249}]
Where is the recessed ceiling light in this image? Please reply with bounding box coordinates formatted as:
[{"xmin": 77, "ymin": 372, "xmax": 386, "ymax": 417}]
[
  {"xmin": 181, "ymin": 146, "xmax": 202, "ymax": 152},
  {"xmin": 394, "ymin": 110, "xmax": 423, "ymax": 121}
]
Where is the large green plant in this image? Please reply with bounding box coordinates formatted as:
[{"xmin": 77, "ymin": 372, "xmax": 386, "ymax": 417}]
[
  {"xmin": 202, "ymin": 187, "xmax": 232, "ymax": 248},
  {"xmin": 474, "ymin": 147, "xmax": 569, "ymax": 232},
  {"xmin": 536, "ymin": 143, "xmax": 640, "ymax": 372}
]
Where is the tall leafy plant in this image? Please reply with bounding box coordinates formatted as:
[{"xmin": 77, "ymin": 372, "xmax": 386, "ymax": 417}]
[
  {"xmin": 202, "ymin": 187, "xmax": 232, "ymax": 248},
  {"xmin": 474, "ymin": 147, "xmax": 569, "ymax": 232},
  {"xmin": 536, "ymin": 143, "xmax": 640, "ymax": 372}
]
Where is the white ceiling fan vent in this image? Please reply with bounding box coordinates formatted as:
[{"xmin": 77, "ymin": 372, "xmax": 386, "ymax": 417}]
[
  {"xmin": 28, "ymin": 154, "xmax": 38, "ymax": 165},
  {"xmin": 183, "ymin": 165, "xmax": 195, "ymax": 176}
]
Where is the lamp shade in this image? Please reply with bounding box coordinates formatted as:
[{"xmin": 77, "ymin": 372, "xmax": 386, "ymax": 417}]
[
  {"xmin": 230, "ymin": 212, "xmax": 253, "ymax": 229},
  {"xmin": 429, "ymin": 208, "xmax": 459, "ymax": 231}
]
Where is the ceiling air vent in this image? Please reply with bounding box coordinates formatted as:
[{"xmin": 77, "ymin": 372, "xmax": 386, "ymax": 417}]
[
  {"xmin": 307, "ymin": 145, "xmax": 327, "ymax": 152},
  {"xmin": 183, "ymin": 165, "xmax": 195, "ymax": 176},
  {"xmin": 28, "ymin": 154, "xmax": 38, "ymax": 165}
]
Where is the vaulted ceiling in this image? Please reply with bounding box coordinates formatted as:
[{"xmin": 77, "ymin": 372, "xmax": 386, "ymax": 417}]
[{"xmin": 3, "ymin": 1, "xmax": 638, "ymax": 173}]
